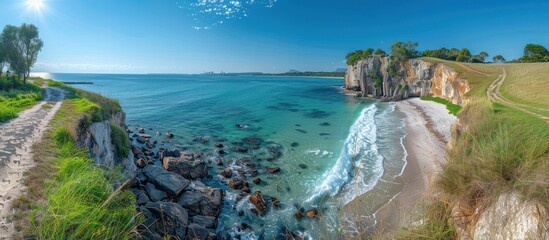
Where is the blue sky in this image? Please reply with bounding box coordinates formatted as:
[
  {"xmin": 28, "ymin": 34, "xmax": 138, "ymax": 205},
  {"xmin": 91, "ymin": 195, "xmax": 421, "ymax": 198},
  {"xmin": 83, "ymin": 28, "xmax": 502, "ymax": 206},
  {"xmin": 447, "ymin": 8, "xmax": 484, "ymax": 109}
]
[{"xmin": 1, "ymin": 0, "xmax": 548, "ymax": 74}]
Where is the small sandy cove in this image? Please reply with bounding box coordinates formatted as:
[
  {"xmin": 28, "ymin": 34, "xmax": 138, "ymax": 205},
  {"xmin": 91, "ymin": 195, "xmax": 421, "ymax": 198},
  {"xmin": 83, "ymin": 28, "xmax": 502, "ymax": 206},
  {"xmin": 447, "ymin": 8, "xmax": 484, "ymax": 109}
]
[
  {"xmin": 341, "ymin": 97, "xmax": 456, "ymax": 236},
  {"xmin": 0, "ymin": 87, "xmax": 65, "ymax": 238}
]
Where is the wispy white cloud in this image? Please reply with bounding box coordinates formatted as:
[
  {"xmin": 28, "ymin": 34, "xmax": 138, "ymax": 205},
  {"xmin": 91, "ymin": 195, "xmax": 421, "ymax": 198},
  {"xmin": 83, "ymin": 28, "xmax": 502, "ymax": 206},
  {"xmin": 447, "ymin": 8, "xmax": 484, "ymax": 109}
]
[{"xmin": 176, "ymin": 0, "xmax": 277, "ymax": 30}]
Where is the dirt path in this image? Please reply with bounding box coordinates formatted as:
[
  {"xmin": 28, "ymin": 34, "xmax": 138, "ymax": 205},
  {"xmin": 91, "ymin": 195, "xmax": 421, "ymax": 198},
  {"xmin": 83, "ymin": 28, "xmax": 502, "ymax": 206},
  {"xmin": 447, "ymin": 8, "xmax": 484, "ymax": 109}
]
[
  {"xmin": 487, "ymin": 67, "xmax": 549, "ymax": 123},
  {"xmin": 0, "ymin": 87, "xmax": 65, "ymax": 239},
  {"xmin": 455, "ymin": 62, "xmax": 488, "ymax": 75}
]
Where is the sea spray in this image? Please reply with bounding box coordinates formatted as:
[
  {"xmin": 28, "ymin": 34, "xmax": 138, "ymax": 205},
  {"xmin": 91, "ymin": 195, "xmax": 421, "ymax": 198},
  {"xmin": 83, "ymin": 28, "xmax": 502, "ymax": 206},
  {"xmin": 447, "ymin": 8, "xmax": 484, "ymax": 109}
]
[{"xmin": 306, "ymin": 104, "xmax": 383, "ymax": 204}]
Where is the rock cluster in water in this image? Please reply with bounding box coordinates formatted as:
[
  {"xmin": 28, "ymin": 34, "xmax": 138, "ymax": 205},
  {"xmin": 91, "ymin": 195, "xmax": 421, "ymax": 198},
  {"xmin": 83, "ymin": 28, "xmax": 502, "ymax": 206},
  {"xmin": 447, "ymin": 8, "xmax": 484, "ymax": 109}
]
[{"xmin": 126, "ymin": 125, "xmax": 305, "ymax": 239}]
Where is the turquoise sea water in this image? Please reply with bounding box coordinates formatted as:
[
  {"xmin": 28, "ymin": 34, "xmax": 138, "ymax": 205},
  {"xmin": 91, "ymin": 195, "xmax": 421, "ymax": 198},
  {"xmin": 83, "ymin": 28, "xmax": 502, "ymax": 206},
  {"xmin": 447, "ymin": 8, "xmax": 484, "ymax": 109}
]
[{"xmin": 51, "ymin": 73, "xmax": 407, "ymax": 239}]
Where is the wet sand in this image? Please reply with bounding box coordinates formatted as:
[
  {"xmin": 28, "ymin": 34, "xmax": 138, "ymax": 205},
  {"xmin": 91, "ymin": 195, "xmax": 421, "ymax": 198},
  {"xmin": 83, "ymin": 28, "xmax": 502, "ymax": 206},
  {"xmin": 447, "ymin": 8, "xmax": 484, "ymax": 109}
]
[{"xmin": 342, "ymin": 98, "xmax": 456, "ymax": 235}]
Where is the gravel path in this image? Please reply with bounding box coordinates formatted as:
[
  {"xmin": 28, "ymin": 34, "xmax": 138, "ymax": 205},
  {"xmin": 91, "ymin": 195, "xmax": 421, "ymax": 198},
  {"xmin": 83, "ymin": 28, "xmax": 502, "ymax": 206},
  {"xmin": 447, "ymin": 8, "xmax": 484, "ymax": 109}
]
[{"xmin": 0, "ymin": 87, "xmax": 65, "ymax": 239}]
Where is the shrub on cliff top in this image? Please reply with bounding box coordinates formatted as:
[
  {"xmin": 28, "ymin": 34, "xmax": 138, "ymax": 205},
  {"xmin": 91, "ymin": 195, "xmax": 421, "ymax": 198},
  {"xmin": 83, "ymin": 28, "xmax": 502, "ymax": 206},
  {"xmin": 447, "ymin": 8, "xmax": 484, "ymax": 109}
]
[
  {"xmin": 110, "ymin": 124, "xmax": 130, "ymax": 158},
  {"xmin": 390, "ymin": 41, "xmax": 419, "ymax": 60}
]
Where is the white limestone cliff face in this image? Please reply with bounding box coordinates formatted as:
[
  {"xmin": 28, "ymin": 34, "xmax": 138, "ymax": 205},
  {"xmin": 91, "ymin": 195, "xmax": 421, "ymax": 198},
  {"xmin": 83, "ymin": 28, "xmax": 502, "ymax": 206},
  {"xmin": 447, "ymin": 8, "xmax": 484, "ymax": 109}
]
[
  {"xmin": 451, "ymin": 192, "xmax": 549, "ymax": 240},
  {"xmin": 77, "ymin": 111, "xmax": 136, "ymax": 178},
  {"xmin": 345, "ymin": 57, "xmax": 470, "ymax": 104}
]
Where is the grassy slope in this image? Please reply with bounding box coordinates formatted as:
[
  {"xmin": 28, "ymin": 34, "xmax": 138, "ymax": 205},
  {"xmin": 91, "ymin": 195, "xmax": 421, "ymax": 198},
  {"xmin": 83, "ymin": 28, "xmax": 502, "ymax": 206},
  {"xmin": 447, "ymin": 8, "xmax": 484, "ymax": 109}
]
[
  {"xmin": 393, "ymin": 59, "xmax": 549, "ymax": 239},
  {"xmin": 0, "ymin": 77, "xmax": 43, "ymax": 122},
  {"xmin": 500, "ymin": 63, "xmax": 549, "ymax": 117},
  {"xmin": 11, "ymin": 80, "xmax": 137, "ymax": 239}
]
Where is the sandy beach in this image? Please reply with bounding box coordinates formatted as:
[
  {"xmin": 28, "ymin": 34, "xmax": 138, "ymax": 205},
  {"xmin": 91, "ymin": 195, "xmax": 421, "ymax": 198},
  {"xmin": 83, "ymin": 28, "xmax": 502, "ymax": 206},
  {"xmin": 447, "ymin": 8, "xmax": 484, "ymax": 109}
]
[{"xmin": 341, "ymin": 97, "xmax": 456, "ymax": 236}]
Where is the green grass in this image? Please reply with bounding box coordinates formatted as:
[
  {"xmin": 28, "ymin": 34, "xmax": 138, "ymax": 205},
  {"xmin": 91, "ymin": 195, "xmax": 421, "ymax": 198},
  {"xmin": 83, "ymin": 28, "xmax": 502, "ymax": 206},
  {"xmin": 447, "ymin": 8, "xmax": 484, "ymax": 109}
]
[
  {"xmin": 110, "ymin": 124, "xmax": 130, "ymax": 158},
  {"xmin": 420, "ymin": 96, "xmax": 462, "ymax": 115},
  {"xmin": 49, "ymin": 80, "xmax": 122, "ymax": 125},
  {"xmin": 0, "ymin": 77, "xmax": 43, "ymax": 122},
  {"xmin": 501, "ymin": 63, "xmax": 549, "ymax": 112},
  {"xmin": 31, "ymin": 127, "xmax": 137, "ymax": 240}
]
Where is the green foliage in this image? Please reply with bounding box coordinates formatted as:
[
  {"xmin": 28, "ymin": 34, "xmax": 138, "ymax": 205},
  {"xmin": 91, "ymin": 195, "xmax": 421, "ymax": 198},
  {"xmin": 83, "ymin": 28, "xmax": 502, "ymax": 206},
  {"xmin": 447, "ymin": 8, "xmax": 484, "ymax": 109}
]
[
  {"xmin": 394, "ymin": 202, "xmax": 456, "ymax": 239},
  {"xmin": 369, "ymin": 70, "xmax": 383, "ymax": 88},
  {"xmin": 1, "ymin": 24, "xmax": 44, "ymax": 83},
  {"xmin": 492, "ymin": 55, "xmax": 506, "ymax": 63},
  {"xmin": 346, "ymin": 50, "xmax": 364, "ymax": 65},
  {"xmin": 455, "ymin": 48, "xmax": 471, "ymax": 62},
  {"xmin": 390, "ymin": 41, "xmax": 419, "ymax": 60},
  {"xmin": 33, "ymin": 127, "xmax": 137, "ymax": 239},
  {"xmin": 517, "ymin": 44, "xmax": 549, "ymax": 63},
  {"xmin": 0, "ymin": 76, "xmax": 42, "ymax": 122},
  {"xmin": 374, "ymin": 48, "xmax": 387, "ymax": 56},
  {"xmin": 420, "ymin": 96, "xmax": 462, "ymax": 115},
  {"xmin": 523, "ymin": 43, "xmax": 548, "ymax": 57},
  {"xmin": 110, "ymin": 124, "xmax": 130, "ymax": 158}
]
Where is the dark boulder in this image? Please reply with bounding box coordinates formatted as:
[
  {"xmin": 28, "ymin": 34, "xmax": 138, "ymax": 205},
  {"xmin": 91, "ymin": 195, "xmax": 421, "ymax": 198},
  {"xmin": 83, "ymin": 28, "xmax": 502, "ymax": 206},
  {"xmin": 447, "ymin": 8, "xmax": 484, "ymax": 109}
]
[
  {"xmin": 215, "ymin": 143, "xmax": 224, "ymax": 148},
  {"xmin": 295, "ymin": 210, "xmax": 303, "ymax": 219},
  {"xmin": 229, "ymin": 178, "xmax": 244, "ymax": 190},
  {"xmin": 249, "ymin": 191, "xmax": 267, "ymax": 215},
  {"xmin": 186, "ymin": 223, "xmax": 211, "ymax": 240},
  {"xmin": 271, "ymin": 197, "xmax": 280, "ymax": 208},
  {"xmin": 144, "ymin": 183, "xmax": 168, "ymax": 202},
  {"xmin": 298, "ymin": 164, "xmax": 308, "ymax": 169},
  {"xmin": 177, "ymin": 188, "xmax": 223, "ymax": 217},
  {"xmin": 136, "ymin": 158, "xmax": 147, "ymax": 168},
  {"xmin": 305, "ymin": 208, "xmax": 320, "ymax": 219},
  {"xmin": 220, "ymin": 168, "xmax": 233, "ymax": 178},
  {"xmin": 142, "ymin": 165, "xmax": 190, "ymax": 196},
  {"xmin": 159, "ymin": 149, "xmax": 181, "ymax": 160},
  {"xmin": 135, "ymin": 190, "xmax": 150, "ymax": 206},
  {"xmin": 191, "ymin": 215, "xmax": 217, "ymax": 229},
  {"xmin": 138, "ymin": 128, "xmax": 145, "ymax": 134},
  {"xmin": 163, "ymin": 157, "xmax": 208, "ymax": 180},
  {"xmin": 253, "ymin": 178, "xmax": 261, "ymax": 184},
  {"xmin": 166, "ymin": 132, "xmax": 174, "ymax": 138},
  {"xmin": 234, "ymin": 146, "xmax": 249, "ymax": 153},
  {"xmin": 142, "ymin": 202, "xmax": 189, "ymax": 238},
  {"xmin": 136, "ymin": 136, "xmax": 146, "ymax": 144}
]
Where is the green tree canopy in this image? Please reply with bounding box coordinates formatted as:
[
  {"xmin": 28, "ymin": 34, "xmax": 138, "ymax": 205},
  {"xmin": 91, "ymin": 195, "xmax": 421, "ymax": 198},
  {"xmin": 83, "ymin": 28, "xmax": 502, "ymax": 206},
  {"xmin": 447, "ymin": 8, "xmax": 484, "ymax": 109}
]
[
  {"xmin": 374, "ymin": 48, "xmax": 387, "ymax": 56},
  {"xmin": 1, "ymin": 24, "xmax": 43, "ymax": 83},
  {"xmin": 390, "ymin": 41, "xmax": 419, "ymax": 60},
  {"xmin": 492, "ymin": 55, "xmax": 506, "ymax": 63},
  {"xmin": 523, "ymin": 44, "xmax": 548, "ymax": 57}
]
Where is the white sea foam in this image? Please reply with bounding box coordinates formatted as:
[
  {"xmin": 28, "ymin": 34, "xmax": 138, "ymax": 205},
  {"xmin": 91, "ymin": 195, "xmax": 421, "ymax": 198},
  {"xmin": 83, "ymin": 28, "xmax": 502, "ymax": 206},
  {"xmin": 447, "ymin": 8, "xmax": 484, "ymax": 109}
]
[{"xmin": 306, "ymin": 104, "xmax": 383, "ymax": 204}]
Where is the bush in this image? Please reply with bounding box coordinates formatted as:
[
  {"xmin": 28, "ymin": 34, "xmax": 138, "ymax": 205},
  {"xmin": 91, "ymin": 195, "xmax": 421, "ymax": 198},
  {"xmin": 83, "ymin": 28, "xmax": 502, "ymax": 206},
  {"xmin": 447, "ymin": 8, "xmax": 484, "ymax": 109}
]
[
  {"xmin": 110, "ymin": 124, "xmax": 130, "ymax": 158},
  {"xmin": 420, "ymin": 96, "xmax": 462, "ymax": 115}
]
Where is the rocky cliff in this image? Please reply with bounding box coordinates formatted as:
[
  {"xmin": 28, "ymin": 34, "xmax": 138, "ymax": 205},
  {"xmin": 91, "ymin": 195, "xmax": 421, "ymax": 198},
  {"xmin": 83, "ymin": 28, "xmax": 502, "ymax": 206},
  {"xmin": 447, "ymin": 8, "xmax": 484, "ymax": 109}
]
[
  {"xmin": 345, "ymin": 57, "xmax": 470, "ymax": 104},
  {"xmin": 452, "ymin": 192, "xmax": 549, "ymax": 240},
  {"xmin": 77, "ymin": 111, "xmax": 137, "ymax": 177}
]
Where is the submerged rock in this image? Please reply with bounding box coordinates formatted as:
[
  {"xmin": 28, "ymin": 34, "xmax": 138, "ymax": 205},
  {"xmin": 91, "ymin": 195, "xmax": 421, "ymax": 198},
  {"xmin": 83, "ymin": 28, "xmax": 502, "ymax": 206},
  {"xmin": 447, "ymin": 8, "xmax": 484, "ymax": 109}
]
[
  {"xmin": 305, "ymin": 208, "xmax": 320, "ymax": 219},
  {"xmin": 267, "ymin": 166, "xmax": 281, "ymax": 174}
]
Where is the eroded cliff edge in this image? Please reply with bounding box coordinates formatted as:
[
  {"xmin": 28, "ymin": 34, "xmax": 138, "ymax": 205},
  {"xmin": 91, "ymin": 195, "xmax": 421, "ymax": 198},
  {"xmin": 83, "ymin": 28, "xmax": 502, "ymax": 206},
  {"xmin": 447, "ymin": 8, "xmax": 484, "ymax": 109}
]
[{"xmin": 344, "ymin": 57, "xmax": 470, "ymax": 104}]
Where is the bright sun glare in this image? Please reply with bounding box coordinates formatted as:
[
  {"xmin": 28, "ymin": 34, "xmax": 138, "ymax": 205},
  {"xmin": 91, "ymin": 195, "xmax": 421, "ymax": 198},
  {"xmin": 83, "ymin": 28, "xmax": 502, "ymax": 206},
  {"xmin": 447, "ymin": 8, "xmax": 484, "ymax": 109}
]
[{"xmin": 27, "ymin": 0, "xmax": 44, "ymax": 11}]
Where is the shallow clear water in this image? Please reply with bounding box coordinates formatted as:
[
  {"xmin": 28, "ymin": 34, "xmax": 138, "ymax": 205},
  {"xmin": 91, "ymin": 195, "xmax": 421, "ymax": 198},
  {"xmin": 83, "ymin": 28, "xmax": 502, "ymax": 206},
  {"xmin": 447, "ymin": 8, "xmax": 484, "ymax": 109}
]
[{"xmin": 52, "ymin": 73, "xmax": 407, "ymax": 239}]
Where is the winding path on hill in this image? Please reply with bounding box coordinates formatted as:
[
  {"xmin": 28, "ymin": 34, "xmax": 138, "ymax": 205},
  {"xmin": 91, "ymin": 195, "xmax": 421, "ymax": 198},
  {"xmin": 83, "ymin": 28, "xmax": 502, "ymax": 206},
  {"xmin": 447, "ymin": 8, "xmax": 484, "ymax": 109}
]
[
  {"xmin": 487, "ymin": 67, "xmax": 549, "ymax": 123},
  {"xmin": 0, "ymin": 87, "xmax": 65, "ymax": 239}
]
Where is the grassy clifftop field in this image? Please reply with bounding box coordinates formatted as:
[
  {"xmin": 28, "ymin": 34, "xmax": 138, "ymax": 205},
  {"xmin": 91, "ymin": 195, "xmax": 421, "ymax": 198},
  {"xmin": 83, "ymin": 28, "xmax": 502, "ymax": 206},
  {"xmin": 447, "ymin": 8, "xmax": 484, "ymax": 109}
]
[{"xmin": 396, "ymin": 60, "xmax": 549, "ymax": 239}]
